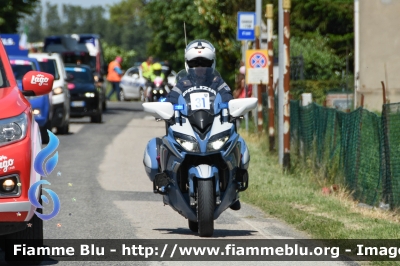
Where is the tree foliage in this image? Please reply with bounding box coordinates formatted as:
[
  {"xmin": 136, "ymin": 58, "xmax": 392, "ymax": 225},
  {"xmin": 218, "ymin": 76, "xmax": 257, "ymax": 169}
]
[
  {"xmin": 290, "ymin": 33, "xmax": 345, "ymax": 80},
  {"xmin": 108, "ymin": 0, "xmax": 152, "ymax": 62},
  {"xmin": 102, "ymin": 41, "xmax": 136, "ymax": 70},
  {"xmin": 17, "ymin": 0, "xmax": 355, "ymax": 84},
  {"xmin": 0, "ymin": 0, "xmax": 40, "ymax": 33},
  {"xmin": 144, "ymin": 0, "xmax": 207, "ymax": 71},
  {"xmin": 289, "ymin": 0, "xmax": 354, "ymax": 56},
  {"xmin": 45, "ymin": 3, "xmax": 62, "ymax": 36},
  {"xmin": 21, "ymin": 4, "xmax": 43, "ymax": 42}
]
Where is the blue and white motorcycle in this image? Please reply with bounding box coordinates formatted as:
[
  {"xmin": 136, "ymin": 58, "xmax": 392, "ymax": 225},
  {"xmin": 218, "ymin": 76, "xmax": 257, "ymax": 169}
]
[{"xmin": 142, "ymin": 68, "xmax": 257, "ymax": 237}]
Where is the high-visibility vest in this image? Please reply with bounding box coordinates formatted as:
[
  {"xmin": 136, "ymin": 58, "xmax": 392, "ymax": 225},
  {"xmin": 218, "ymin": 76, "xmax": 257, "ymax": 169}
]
[
  {"xmin": 107, "ymin": 61, "xmax": 122, "ymax": 82},
  {"xmin": 141, "ymin": 62, "xmax": 152, "ymax": 79}
]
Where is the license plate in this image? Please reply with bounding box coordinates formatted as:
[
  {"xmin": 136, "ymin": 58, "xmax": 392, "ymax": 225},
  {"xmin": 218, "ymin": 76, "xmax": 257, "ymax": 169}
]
[{"xmin": 71, "ymin": 101, "xmax": 85, "ymax": 107}]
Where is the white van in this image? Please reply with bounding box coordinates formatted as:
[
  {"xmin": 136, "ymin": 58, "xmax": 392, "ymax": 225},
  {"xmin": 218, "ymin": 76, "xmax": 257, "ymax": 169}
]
[{"xmin": 29, "ymin": 53, "xmax": 70, "ymax": 133}]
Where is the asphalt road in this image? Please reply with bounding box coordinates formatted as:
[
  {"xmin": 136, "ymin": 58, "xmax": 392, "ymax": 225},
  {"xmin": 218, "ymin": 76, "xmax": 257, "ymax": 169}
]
[{"xmin": 0, "ymin": 101, "xmax": 356, "ymax": 266}]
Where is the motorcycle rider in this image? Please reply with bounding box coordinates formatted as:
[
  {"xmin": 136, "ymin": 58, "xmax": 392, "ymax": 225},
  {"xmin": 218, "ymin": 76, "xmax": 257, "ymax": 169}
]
[
  {"xmin": 165, "ymin": 40, "xmax": 232, "ymax": 104},
  {"xmin": 148, "ymin": 39, "xmax": 247, "ymax": 211},
  {"xmin": 150, "ymin": 62, "xmax": 165, "ymax": 81},
  {"xmin": 146, "ymin": 62, "xmax": 166, "ymax": 100}
]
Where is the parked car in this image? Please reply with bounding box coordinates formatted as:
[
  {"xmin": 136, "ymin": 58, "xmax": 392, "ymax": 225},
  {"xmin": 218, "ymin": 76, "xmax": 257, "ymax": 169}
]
[
  {"xmin": 9, "ymin": 56, "xmax": 52, "ymax": 143},
  {"xmin": 62, "ymin": 51, "xmax": 106, "ymax": 110},
  {"xmin": 0, "ymin": 40, "xmax": 53, "ymax": 249},
  {"xmin": 44, "ymin": 34, "xmax": 107, "ymax": 110},
  {"xmin": 119, "ymin": 66, "xmax": 147, "ymax": 101},
  {"xmin": 29, "ymin": 53, "xmax": 70, "ymax": 134},
  {"xmin": 65, "ymin": 64, "xmax": 103, "ymax": 123}
]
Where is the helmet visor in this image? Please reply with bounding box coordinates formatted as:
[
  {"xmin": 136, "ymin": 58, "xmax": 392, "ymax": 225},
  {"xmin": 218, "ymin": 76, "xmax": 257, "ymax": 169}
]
[{"xmin": 187, "ymin": 58, "xmax": 214, "ymax": 68}]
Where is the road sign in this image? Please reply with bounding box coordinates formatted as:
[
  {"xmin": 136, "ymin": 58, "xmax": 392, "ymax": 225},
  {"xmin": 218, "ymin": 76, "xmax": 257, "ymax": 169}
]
[
  {"xmin": 246, "ymin": 50, "xmax": 269, "ymax": 84},
  {"xmin": 237, "ymin": 12, "xmax": 256, "ymax": 41}
]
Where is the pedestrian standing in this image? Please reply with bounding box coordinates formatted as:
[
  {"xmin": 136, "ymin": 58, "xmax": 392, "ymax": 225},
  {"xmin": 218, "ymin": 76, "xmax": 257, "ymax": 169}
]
[
  {"xmin": 233, "ymin": 66, "xmax": 252, "ymax": 129},
  {"xmin": 106, "ymin": 56, "xmax": 123, "ymax": 101}
]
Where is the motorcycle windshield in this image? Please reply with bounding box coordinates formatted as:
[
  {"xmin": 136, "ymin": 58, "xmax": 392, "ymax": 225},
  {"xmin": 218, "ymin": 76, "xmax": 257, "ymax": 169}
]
[{"xmin": 176, "ymin": 67, "xmax": 222, "ymax": 134}]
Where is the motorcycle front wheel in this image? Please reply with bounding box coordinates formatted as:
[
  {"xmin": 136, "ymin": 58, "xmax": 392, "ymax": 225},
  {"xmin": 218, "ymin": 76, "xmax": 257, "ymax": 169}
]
[{"xmin": 197, "ymin": 179, "xmax": 215, "ymax": 237}]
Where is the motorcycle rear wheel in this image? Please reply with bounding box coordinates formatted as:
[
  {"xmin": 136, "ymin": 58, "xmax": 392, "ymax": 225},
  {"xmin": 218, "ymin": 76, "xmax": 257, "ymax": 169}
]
[{"xmin": 197, "ymin": 179, "xmax": 214, "ymax": 237}]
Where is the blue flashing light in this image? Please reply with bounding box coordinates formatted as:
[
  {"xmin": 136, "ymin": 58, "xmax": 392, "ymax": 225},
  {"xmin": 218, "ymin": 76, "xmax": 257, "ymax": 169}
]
[
  {"xmin": 219, "ymin": 102, "xmax": 229, "ymax": 109},
  {"xmin": 174, "ymin": 104, "xmax": 184, "ymax": 111},
  {"xmin": 159, "ymin": 97, "xmax": 167, "ymax": 102}
]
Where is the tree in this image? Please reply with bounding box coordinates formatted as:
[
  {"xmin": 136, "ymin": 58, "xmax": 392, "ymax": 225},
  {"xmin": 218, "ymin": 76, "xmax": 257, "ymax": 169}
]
[
  {"xmin": 290, "ymin": 33, "xmax": 345, "ymax": 80},
  {"xmin": 45, "ymin": 3, "xmax": 62, "ymax": 36},
  {"xmin": 102, "ymin": 41, "xmax": 136, "ymax": 69},
  {"xmin": 193, "ymin": 0, "xmax": 257, "ymax": 86},
  {"xmin": 196, "ymin": 0, "xmax": 353, "ymax": 83},
  {"xmin": 0, "ymin": 0, "xmax": 40, "ymax": 33},
  {"xmin": 80, "ymin": 6, "xmax": 108, "ymax": 35},
  {"xmin": 20, "ymin": 5, "xmax": 44, "ymax": 42},
  {"xmin": 62, "ymin": 4, "xmax": 83, "ymax": 34},
  {"xmin": 289, "ymin": 0, "xmax": 354, "ymax": 57},
  {"xmin": 144, "ymin": 0, "xmax": 209, "ymax": 76},
  {"xmin": 108, "ymin": 0, "xmax": 151, "ymax": 63}
]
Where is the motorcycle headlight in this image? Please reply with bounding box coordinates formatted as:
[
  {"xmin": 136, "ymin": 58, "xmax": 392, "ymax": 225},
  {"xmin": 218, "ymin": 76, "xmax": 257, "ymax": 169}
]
[
  {"xmin": 159, "ymin": 89, "xmax": 164, "ymax": 94},
  {"xmin": 153, "ymin": 90, "xmax": 157, "ymax": 94},
  {"xmin": 53, "ymin": 87, "xmax": 63, "ymax": 95},
  {"xmin": 174, "ymin": 133, "xmax": 199, "ymax": 152},
  {"xmin": 0, "ymin": 113, "xmax": 28, "ymax": 147},
  {"xmin": 207, "ymin": 131, "xmax": 230, "ymax": 151}
]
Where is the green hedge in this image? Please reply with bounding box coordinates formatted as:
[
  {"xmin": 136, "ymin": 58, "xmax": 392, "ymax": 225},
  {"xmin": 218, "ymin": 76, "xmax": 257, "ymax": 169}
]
[{"xmin": 290, "ymin": 80, "xmax": 352, "ymax": 105}]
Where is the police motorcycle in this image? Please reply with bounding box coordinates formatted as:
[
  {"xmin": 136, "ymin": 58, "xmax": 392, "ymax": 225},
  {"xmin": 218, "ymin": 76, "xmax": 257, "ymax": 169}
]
[
  {"xmin": 148, "ymin": 76, "xmax": 169, "ymax": 102},
  {"xmin": 142, "ymin": 67, "xmax": 257, "ymax": 237},
  {"xmin": 146, "ymin": 63, "xmax": 169, "ymax": 102}
]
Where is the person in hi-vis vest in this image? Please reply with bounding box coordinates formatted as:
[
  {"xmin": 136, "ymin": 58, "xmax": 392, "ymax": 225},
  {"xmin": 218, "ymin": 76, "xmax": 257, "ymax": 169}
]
[
  {"xmin": 107, "ymin": 56, "xmax": 123, "ymax": 101},
  {"xmin": 141, "ymin": 56, "xmax": 154, "ymax": 82}
]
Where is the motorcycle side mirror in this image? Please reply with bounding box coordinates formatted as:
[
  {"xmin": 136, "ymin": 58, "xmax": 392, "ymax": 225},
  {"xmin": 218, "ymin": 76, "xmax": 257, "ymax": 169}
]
[
  {"xmin": 142, "ymin": 102, "xmax": 174, "ymax": 120},
  {"xmin": 228, "ymin": 98, "xmax": 258, "ymax": 117}
]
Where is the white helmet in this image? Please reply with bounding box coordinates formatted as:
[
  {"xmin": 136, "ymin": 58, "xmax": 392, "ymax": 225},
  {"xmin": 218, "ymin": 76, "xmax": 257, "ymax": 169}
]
[{"xmin": 184, "ymin": 39, "xmax": 216, "ymax": 71}]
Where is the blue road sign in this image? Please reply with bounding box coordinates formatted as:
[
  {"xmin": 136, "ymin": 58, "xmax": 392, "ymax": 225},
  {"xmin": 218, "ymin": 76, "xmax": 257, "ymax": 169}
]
[{"xmin": 237, "ymin": 12, "xmax": 256, "ymax": 41}]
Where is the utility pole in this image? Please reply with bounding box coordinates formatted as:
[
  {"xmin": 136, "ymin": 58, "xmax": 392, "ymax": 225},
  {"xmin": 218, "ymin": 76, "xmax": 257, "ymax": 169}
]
[
  {"xmin": 354, "ymin": 0, "xmax": 360, "ymax": 108},
  {"xmin": 283, "ymin": 0, "xmax": 291, "ymax": 170},
  {"xmin": 255, "ymin": 0, "xmax": 263, "ymax": 133},
  {"xmin": 278, "ymin": 0, "xmax": 284, "ymax": 165},
  {"xmin": 266, "ymin": 4, "xmax": 275, "ymax": 151}
]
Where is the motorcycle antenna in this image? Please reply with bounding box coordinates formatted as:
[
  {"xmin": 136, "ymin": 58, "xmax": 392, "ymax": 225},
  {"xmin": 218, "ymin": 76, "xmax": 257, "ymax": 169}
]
[{"xmin": 184, "ymin": 22, "xmax": 188, "ymax": 47}]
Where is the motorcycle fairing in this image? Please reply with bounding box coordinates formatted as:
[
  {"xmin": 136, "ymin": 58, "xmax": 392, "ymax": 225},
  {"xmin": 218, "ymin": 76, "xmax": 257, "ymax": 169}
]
[
  {"xmin": 144, "ymin": 67, "xmax": 250, "ymax": 222},
  {"xmin": 238, "ymin": 137, "xmax": 250, "ymax": 169},
  {"xmin": 143, "ymin": 137, "xmax": 162, "ymax": 181}
]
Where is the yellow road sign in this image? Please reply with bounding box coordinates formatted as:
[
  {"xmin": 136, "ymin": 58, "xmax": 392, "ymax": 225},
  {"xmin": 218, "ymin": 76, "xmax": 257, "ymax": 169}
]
[{"xmin": 246, "ymin": 49, "xmax": 269, "ymax": 84}]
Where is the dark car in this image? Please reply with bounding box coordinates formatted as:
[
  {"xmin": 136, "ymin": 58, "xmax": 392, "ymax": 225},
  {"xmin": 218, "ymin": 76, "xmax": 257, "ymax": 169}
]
[{"xmin": 65, "ymin": 64, "xmax": 103, "ymax": 123}]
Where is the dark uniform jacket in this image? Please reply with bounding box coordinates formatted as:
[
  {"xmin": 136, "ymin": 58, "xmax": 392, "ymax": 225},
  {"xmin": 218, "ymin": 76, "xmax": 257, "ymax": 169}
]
[{"xmin": 165, "ymin": 68, "xmax": 233, "ymax": 105}]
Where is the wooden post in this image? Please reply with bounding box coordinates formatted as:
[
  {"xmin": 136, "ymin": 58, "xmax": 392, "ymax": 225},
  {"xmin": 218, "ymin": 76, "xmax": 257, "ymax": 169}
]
[
  {"xmin": 266, "ymin": 4, "xmax": 275, "ymax": 151},
  {"xmin": 283, "ymin": 0, "xmax": 291, "ymax": 170},
  {"xmin": 255, "ymin": 25, "xmax": 263, "ymax": 132}
]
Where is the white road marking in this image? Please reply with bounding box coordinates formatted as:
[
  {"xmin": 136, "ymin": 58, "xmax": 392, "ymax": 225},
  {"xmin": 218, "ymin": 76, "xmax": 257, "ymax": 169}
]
[
  {"xmin": 144, "ymin": 115, "xmax": 156, "ymax": 120},
  {"xmin": 69, "ymin": 124, "xmax": 84, "ymax": 134}
]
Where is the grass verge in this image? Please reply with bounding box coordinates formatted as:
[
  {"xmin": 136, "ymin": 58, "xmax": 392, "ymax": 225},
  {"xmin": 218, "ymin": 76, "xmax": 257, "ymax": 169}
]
[{"xmin": 240, "ymin": 130, "xmax": 400, "ymax": 264}]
